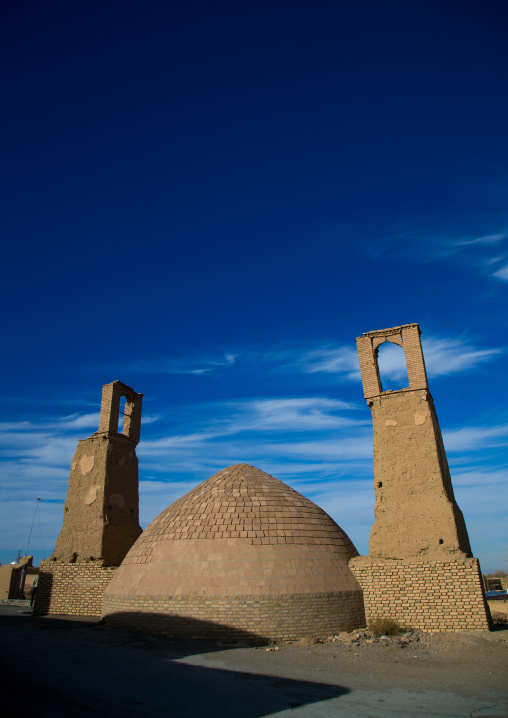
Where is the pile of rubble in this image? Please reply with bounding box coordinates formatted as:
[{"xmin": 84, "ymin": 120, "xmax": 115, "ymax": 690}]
[
  {"xmin": 327, "ymin": 629, "xmax": 419, "ymax": 646},
  {"xmin": 274, "ymin": 629, "xmax": 423, "ymax": 649}
]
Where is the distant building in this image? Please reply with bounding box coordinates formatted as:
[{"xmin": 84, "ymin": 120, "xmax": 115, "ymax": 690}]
[{"xmin": 0, "ymin": 555, "xmax": 39, "ymax": 600}]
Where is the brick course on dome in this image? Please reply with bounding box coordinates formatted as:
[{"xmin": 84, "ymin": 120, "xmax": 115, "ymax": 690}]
[{"xmin": 102, "ymin": 464, "xmax": 366, "ymax": 641}]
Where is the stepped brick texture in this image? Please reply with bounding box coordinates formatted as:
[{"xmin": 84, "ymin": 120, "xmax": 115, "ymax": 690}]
[
  {"xmin": 33, "ymin": 561, "xmax": 117, "ymax": 616},
  {"xmin": 103, "ymin": 464, "xmax": 366, "ymax": 639},
  {"xmin": 350, "ymin": 557, "xmax": 490, "ymax": 632}
]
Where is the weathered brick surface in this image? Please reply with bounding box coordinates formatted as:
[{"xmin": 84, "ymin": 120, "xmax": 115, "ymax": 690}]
[
  {"xmin": 356, "ymin": 324, "xmax": 471, "ymax": 562},
  {"xmin": 51, "ymin": 381, "xmax": 143, "ymax": 567},
  {"xmin": 350, "ymin": 557, "xmax": 490, "ymax": 632},
  {"xmin": 126, "ymin": 464, "xmax": 358, "ymax": 552},
  {"xmin": 33, "ymin": 561, "xmax": 117, "ymax": 616},
  {"xmin": 102, "ymin": 590, "xmax": 365, "ymax": 641},
  {"xmin": 98, "ymin": 380, "xmax": 143, "ymax": 443},
  {"xmin": 102, "ymin": 464, "xmax": 366, "ymax": 639},
  {"xmin": 356, "ymin": 335, "xmax": 381, "ymax": 398},
  {"xmin": 356, "ymin": 323, "xmax": 428, "ymax": 398}
]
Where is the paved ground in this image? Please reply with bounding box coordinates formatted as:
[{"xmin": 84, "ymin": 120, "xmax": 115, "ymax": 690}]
[{"xmin": 1, "ymin": 606, "xmax": 507, "ymax": 717}]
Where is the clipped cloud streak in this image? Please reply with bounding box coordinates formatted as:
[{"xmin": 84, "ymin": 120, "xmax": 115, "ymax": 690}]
[
  {"xmin": 297, "ymin": 347, "xmax": 360, "ymax": 380},
  {"xmin": 374, "ymin": 227, "xmax": 508, "ymax": 282},
  {"xmin": 452, "ymin": 233, "xmax": 506, "ymax": 248},
  {"xmin": 443, "ymin": 423, "xmax": 508, "ymax": 453},
  {"xmin": 492, "ymin": 264, "xmax": 508, "ymax": 281},
  {"xmin": 129, "ymin": 353, "xmax": 238, "ymax": 375}
]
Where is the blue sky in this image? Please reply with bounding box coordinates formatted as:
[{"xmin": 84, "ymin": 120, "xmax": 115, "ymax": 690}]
[{"xmin": 1, "ymin": 0, "xmax": 507, "ymax": 571}]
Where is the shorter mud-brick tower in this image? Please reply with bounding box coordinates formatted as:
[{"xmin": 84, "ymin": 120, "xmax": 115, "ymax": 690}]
[{"xmin": 34, "ymin": 381, "xmax": 143, "ymax": 616}]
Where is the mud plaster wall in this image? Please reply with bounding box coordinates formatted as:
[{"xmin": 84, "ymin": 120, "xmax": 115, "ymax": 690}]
[
  {"xmin": 52, "ymin": 433, "xmax": 142, "ymax": 566},
  {"xmin": 368, "ymin": 389, "xmax": 471, "ymax": 560},
  {"xmin": 350, "ymin": 557, "xmax": 490, "ymax": 632},
  {"xmin": 33, "ymin": 561, "xmax": 117, "ymax": 616}
]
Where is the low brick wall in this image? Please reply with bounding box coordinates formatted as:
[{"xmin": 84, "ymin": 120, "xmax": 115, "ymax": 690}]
[
  {"xmin": 33, "ymin": 561, "xmax": 117, "ymax": 616},
  {"xmin": 349, "ymin": 556, "xmax": 490, "ymax": 632},
  {"xmin": 102, "ymin": 590, "xmax": 366, "ymax": 642}
]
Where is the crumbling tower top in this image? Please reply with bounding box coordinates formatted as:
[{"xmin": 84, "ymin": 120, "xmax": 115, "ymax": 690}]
[
  {"xmin": 356, "ymin": 323, "xmax": 428, "ymax": 399},
  {"xmin": 97, "ymin": 380, "xmax": 143, "ymax": 444}
]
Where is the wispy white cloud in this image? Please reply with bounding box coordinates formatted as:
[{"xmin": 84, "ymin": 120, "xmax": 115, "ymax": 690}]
[
  {"xmin": 449, "ymin": 467, "xmax": 508, "ymax": 571},
  {"xmin": 0, "ymin": 413, "xmax": 100, "ymax": 433},
  {"xmin": 129, "ymin": 353, "xmax": 238, "ymax": 375},
  {"xmin": 230, "ymin": 397, "xmax": 363, "ymax": 432},
  {"xmin": 374, "ymin": 227, "xmax": 508, "ymax": 286},
  {"xmin": 485, "ymin": 255, "xmax": 505, "ymax": 266},
  {"xmin": 423, "ymin": 337, "xmax": 502, "ymax": 376},
  {"xmin": 293, "ymin": 336, "xmax": 501, "ymax": 384},
  {"xmin": 443, "ymin": 422, "xmax": 508, "ymax": 452},
  {"xmin": 57, "ymin": 413, "xmax": 101, "ymax": 429},
  {"xmin": 296, "ymin": 347, "xmax": 360, "ymax": 380},
  {"xmin": 492, "ymin": 264, "xmax": 508, "ymax": 281},
  {"xmin": 453, "ymin": 233, "xmax": 506, "ymax": 247}
]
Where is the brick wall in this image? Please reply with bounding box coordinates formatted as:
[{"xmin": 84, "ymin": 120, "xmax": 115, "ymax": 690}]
[
  {"xmin": 33, "ymin": 561, "xmax": 117, "ymax": 616},
  {"xmin": 350, "ymin": 557, "xmax": 490, "ymax": 631},
  {"xmin": 102, "ymin": 590, "xmax": 366, "ymax": 642}
]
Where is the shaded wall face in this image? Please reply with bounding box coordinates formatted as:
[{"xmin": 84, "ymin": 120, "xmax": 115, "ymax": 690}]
[
  {"xmin": 0, "ymin": 565, "xmax": 25, "ymax": 599},
  {"xmin": 52, "ymin": 434, "xmax": 142, "ymax": 566},
  {"xmin": 0, "ymin": 566, "xmax": 14, "ymax": 599},
  {"xmin": 368, "ymin": 389, "xmax": 471, "ymax": 560},
  {"xmin": 101, "ymin": 436, "xmax": 143, "ymax": 566}
]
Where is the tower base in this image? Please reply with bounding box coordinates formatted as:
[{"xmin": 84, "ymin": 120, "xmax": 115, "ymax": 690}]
[
  {"xmin": 349, "ymin": 556, "xmax": 490, "ymax": 632},
  {"xmin": 33, "ymin": 560, "xmax": 117, "ymax": 616}
]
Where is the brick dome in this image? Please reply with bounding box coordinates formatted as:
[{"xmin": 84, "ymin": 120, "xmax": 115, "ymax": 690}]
[{"xmin": 102, "ymin": 464, "xmax": 366, "ymax": 641}]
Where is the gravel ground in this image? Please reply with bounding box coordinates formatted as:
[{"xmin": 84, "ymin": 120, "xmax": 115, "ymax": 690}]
[{"xmin": 1, "ymin": 605, "xmax": 507, "ymax": 717}]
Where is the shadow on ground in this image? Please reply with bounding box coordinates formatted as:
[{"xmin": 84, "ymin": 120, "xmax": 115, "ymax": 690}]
[{"xmin": 0, "ymin": 608, "xmax": 348, "ymax": 718}]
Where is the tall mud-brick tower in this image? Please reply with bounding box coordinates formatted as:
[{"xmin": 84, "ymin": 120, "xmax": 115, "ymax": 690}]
[
  {"xmin": 34, "ymin": 381, "xmax": 144, "ymax": 616},
  {"xmin": 349, "ymin": 324, "xmax": 490, "ymax": 632},
  {"xmin": 356, "ymin": 323, "xmax": 471, "ymax": 560}
]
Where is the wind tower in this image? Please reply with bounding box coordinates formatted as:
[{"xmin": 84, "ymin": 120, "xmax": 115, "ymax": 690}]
[
  {"xmin": 34, "ymin": 381, "xmax": 143, "ymax": 615},
  {"xmin": 356, "ymin": 323, "xmax": 471, "ymax": 560},
  {"xmin": 350, "ymin": 324, "xmax": 489, "ymax": 632}
]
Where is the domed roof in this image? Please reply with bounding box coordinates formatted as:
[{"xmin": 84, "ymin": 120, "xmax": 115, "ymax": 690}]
[
  {"xmin": 105, "ymin": 464, "xmax": 360, "ymax": 599},
  {"xmin": 139, "ymin": 463, "xmax": 356, "ymax": 554}
]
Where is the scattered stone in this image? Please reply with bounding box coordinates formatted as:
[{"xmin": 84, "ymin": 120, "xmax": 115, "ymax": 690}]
[
  {"xmin": 338, "ymin": 632, "xmax": 352, "ymax": 643},
  {"xmin": 297, "ymin": 636, "xmax": 318, "ymax": 646}
]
